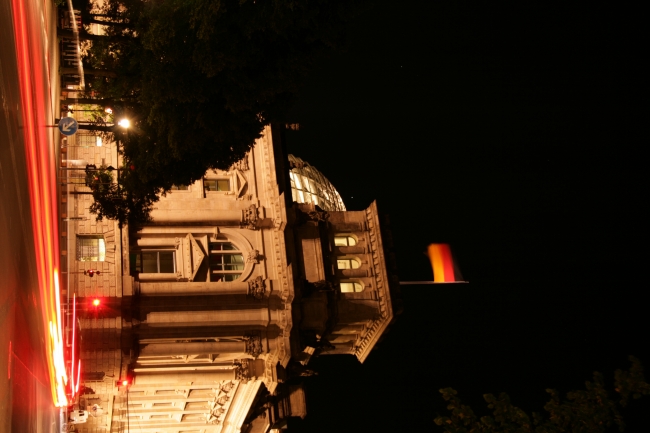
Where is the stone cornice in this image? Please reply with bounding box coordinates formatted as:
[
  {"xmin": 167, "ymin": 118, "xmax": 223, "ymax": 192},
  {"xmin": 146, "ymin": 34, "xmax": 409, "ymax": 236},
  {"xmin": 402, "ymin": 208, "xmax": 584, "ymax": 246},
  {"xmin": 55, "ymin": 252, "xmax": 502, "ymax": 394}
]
[{"xmin": 353, "ymin": 201, "xmax": 394, "ymax": 363}]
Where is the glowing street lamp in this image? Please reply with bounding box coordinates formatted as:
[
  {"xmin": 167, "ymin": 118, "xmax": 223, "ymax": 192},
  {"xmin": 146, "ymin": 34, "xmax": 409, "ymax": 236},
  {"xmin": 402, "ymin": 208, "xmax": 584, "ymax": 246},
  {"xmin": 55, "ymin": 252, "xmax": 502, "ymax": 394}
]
[{"xmin": 117, "ymin": 118, "xmax": 130, "ymax": 128}]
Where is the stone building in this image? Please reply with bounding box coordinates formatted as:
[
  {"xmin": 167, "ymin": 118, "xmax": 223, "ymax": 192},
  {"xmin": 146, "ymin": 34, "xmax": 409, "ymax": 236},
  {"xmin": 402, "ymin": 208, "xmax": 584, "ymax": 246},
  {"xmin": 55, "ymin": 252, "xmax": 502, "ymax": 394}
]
[{"xmin": 64, "ymin": 125, "xmax": 400, "ymax": 433}]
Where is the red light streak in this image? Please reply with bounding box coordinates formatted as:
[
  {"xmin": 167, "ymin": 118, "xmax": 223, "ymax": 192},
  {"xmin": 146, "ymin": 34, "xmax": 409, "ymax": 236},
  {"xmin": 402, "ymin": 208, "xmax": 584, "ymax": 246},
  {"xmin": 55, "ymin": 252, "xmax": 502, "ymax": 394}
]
[
  {"xmin": 93, "ymin": 298, "xmax": 100, "ymax": 307},
  {"xmin": 76, "ymin": 360, "xmax": 81, "ymax": 394},
  {"xmin": 71, "ymin": 294, "xmax": 76, "ymax": 398},
  {"xmin": 11, "ymin": 0, "xmax": 66, "ymax": 407}
]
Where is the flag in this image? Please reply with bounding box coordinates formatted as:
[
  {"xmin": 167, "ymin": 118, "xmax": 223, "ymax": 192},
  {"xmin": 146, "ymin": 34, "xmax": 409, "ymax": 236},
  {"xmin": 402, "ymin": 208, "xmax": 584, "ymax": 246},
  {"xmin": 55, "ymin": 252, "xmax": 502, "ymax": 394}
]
[{"xmin": 427, "ymin": 243, "xmax": 464, "ymax": 283}]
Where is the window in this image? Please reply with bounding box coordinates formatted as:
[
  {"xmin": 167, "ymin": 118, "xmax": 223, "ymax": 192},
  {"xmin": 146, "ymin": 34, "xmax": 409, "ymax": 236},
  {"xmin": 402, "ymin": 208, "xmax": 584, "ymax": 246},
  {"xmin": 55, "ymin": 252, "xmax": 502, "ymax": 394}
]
[
  {"xmin": 77, "ymin": 235, "xmax": 106, "ymax": 261},
  {"xmin": 134, "ymin": 251, "xmax": 176, "ymax": 273},
  {"xmin": 209, "ymin": 242, "xmax": 244, "ymax": 281},
  {"xmin": 171, "ymin": 184, "xmax": 188, "ymax": 191},
  {"xmin": 340, "ymin": 281, "xmax": 363, "ymax": 293},
  {"xmin": 334, "ymin": 235, "xmax": 357, "ymax": 246},
  {"xmin": 337, "ymin": 258, "xmax": 360, "ymax": 270},
  {"xmin": 204, "ymin": 179, "xmax": 230, "ymax": 192}
]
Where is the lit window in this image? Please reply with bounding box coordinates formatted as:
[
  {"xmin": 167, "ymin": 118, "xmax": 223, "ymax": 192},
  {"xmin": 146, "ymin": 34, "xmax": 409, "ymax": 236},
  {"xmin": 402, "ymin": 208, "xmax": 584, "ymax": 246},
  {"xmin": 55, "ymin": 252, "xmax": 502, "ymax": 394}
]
[
  {"xmin": 288, "ymin": 155, "xmax": 346, "ymax": 211},
  {"xmin": 340, "ymin": 281, "xmax": 363, "ymax": 293},
  {"xmin": 334, "ymin": 235, "xmax": 357, "ymax": 246},
  {"xmin": 210, "ymin": 242, "xmax": 244, "ymax": 281},
  {"xmin": 171, "ymin": 184, "xmax": 188, "ymax": 191},
  {"xmin": 77, "ymin": 235, "xmax": 106, "ymax": 261},
  {"xmin": 204, "ymin": 179, "xmax": 230, "ymax": 192},
  {"xmin": 134, "ymin": 251, "xmax": 176, "ymax": 273},
  {"xmin": 337, "ymin": 258, "xmax": 361, "ymax": 270}
]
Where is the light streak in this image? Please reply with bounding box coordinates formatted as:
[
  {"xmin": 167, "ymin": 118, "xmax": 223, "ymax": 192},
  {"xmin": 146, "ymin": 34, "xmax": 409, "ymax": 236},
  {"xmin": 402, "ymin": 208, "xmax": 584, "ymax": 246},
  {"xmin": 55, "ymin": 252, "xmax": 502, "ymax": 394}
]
[
  {"xmin": 71, "ymin": 293, "xmax": 76, "ymax": 398},
  {"xmin": 76, "ymin": 360, "xmax": 81, "ymax": 394},
  {"xmin": 11, "ymin": 0, "xmax": 67, "ymax": 408}
]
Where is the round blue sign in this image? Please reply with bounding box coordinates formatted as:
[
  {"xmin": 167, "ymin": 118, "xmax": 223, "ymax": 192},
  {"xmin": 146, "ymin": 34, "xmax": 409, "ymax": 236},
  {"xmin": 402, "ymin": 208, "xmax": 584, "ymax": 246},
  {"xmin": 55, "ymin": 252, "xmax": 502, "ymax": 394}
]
[{"xmin": 58, "ymin": 117, "xmax": 79, "ymax": 136}]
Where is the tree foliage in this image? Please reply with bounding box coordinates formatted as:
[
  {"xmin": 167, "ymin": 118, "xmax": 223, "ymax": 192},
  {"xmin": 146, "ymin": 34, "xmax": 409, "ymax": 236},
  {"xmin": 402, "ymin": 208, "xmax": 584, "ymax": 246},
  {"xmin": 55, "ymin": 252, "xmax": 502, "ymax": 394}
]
[
  {"xmin": 85, "ymin": 164, "xmax": 155, "ymax": 228},
  {"xmin": 434, "ymin": 357, "xmax": 650, "ymax": 433},
  {"xmin": 74, "ymin": 0, "xmax": 357, "ymax": 225}
]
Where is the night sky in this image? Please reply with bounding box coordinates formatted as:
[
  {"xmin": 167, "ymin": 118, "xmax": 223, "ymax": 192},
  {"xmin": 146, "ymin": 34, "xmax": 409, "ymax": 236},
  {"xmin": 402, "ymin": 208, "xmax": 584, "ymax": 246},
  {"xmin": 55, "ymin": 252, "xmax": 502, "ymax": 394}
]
[{"xmin": 282, "ymin": 1, "xmax": 648, "ymax": 432}]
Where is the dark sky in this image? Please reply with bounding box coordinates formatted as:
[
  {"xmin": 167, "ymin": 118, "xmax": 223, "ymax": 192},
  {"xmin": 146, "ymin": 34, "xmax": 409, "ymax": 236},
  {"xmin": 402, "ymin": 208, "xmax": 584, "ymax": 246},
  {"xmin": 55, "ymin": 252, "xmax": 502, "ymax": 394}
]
[{"xmin": 283, "ymin": 1, "xmax": 648, "ymax": 432}]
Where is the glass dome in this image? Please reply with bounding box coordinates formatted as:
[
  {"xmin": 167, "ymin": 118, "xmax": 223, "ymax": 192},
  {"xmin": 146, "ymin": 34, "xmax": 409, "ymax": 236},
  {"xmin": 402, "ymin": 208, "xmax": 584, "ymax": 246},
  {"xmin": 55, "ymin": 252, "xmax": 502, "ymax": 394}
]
[{"xmin": 288, "ymin": 155, "xmax": 346, "ymax": 211}]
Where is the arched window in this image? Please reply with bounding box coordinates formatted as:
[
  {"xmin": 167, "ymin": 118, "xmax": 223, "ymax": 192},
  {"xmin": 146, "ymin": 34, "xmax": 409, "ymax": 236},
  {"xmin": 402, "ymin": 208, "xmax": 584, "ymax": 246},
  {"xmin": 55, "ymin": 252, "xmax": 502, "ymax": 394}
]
[
  {"xmin": 337, "ymin": 258, "xmax": 361, "ymax": 270},
  {"xmin": 340, "ymin": 281, "xmax": 364, "ymax": 293},
  {"xmin": 209, "ymin": 241, "xmax": 244, "ymax": 281},
  {"xmin": 334, "ymin": 235, "xmax": 357, "ymax": 247}
]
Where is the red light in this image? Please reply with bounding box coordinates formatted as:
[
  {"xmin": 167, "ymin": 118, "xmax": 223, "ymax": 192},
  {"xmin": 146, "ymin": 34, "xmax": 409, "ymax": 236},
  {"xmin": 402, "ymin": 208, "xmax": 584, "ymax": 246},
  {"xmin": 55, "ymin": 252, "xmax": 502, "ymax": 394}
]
[
  {"xmin": 122, "ymin": 380, "xmax": 128, "ymax": 386},
  {"xmin": 92, "ymin": 299, "xmax": 100, "ymax": 307}
]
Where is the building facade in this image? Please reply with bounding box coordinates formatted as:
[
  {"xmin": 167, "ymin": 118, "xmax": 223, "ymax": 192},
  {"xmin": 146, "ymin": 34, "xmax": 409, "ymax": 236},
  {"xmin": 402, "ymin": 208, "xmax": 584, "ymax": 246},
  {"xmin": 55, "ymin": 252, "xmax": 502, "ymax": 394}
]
[{"xmin": 63, "ymin": 125, "xmax": 400, "ymax": 433}]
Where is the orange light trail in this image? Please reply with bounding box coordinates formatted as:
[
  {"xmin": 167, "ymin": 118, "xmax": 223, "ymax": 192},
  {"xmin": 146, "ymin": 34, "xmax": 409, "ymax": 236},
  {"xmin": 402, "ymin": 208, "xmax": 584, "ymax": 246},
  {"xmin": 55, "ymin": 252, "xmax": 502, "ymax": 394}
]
[
  {"xmin": 76, "ymin": 360, "xmax": 81, "ymax": 394},
  {"xmin": 11, "ymin": 0, "xmax": 67, "ymax": 407},
  {"xmin": 71, "ymin": 294, "xmax": 76, "ymax": 398}
]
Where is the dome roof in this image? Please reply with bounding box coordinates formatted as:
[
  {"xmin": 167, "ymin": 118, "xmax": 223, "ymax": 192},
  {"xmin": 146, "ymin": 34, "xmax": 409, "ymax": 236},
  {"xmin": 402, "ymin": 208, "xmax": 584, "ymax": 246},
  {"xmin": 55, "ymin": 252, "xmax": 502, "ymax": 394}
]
[{"xmin": 288, "ymin": 155, "xmax": 346, "ymax": 211}]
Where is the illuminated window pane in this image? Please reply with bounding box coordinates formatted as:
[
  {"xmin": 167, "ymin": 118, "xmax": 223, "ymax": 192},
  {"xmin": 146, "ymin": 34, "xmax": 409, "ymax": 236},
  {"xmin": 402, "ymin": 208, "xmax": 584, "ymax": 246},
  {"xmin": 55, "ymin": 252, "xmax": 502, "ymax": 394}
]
[
  {"xmin": 337, "ymin": 258, "xmax": 360, "ymax": 269},
  {"xmin": 204, "ymin": 179, "xmax": 230, "ymax": 191},
  {"xmin": 340, "ymin": 282, "xmax": 363, "ymax": 293},
  {"xmin": 212, "ymin": 273, "xmax": 241, "ymax": 282},
  {"xmin": 209, "ymin": 242, "xmax": 243, "ymax": 281},
  {"xmin": 334, "ymin": 236, "xmax": 356, "ymax": 246},
  {"xmin": 77, "ymin": 235, "xmax": 106, "ymax": 261}
]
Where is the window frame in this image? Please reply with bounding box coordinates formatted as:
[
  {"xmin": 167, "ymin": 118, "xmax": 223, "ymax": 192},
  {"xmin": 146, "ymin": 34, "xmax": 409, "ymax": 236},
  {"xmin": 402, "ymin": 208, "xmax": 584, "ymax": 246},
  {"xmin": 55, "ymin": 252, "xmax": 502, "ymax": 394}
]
[
  {"xmin": 336, "ymin": 257, "xmax": 361, "ymax": 270},
  {"xmin": 340, "ymin": 281, "xmax": 364, "ymax": 293},
  {"xmin": 76, "ymin": 235, "xmax": 106, "ymax": 262},
  {"xmin": 134, "ymin": 250, "xmax": 176, "ymax": 274},
  {"xmin": 203, "ymin": 178, "xmax": 231, "ymax": 192},
  {"xmin": 209, "ymin": 241, "xmax": 244, "ymax": 282},
  {"xmin": 334, "ymin": 234, "xmax": 358, "ymax": 247}
]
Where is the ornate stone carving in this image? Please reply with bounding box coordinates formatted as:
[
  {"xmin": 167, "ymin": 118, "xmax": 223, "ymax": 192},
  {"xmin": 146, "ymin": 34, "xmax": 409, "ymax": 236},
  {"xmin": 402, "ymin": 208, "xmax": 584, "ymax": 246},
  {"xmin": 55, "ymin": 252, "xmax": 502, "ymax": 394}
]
[
  {"xmin": 246, "ymin": 249, "xmax": 261, "ymax": 264},
  {"xmin": 241, "ymin": 204, "xmax": 259, "ymax": 230},
  {"xmin": 234, "ymin": 359, "xmax": 250, "ymax": 381},
  {"xmin": 244, "ymin": 333, "xmax": 263, "ymax": 358},
  {"xmin": 247, "ymin": 276, "xmax": 266, "ymax": 300},
  {"xmin": 307, "ymin": 210, "xmax": 329, "ymax": 222}
]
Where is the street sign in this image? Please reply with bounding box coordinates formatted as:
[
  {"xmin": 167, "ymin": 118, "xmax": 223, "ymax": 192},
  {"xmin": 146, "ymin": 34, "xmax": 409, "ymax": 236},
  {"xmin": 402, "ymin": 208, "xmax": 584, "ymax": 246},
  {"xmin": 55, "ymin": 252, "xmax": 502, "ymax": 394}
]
[{"xmin": 58, "ymin": 117, "xmax": 78, "ymax": 136}]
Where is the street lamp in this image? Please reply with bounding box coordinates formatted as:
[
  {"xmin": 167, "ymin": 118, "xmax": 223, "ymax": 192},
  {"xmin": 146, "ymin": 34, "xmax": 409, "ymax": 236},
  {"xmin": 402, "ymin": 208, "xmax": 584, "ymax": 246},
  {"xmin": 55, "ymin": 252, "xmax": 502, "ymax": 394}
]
[{"xmin": 117, "ymin": 118, "xmax": 130, "ymax": 128}]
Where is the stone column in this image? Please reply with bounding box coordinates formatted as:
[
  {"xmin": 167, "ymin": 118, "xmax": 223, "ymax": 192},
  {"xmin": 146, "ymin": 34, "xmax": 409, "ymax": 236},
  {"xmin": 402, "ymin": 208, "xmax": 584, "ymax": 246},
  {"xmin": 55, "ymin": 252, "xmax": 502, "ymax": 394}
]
[
  {"xmin": 138, "ymin": 226, "xmax": 219, "ymax": 235},
  {"xmin": 146, "ymin": 308, "xmax": 269, "ymax": 327},
  {"xmin": 149, "ymin": 209, "xmax": 243, "ymax": 225},
  {"xmin": 133, "ymin": 370, "xmax": 235, "ymax": 385},
  {"xmin": 140, "ymin": 341, "xmax": 246, "ymax": 357},
  {"xmin": 139, "ymin": 281, "xmax": 250, "ymax": 295}
]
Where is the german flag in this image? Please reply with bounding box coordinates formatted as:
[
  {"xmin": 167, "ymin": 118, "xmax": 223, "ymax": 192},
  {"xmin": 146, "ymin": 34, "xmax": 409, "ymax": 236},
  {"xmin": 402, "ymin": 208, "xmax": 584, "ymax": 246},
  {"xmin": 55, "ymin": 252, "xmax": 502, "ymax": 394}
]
[{"xmin": 427, "ymin": 244, "xmax": 464, "ymax": 283}]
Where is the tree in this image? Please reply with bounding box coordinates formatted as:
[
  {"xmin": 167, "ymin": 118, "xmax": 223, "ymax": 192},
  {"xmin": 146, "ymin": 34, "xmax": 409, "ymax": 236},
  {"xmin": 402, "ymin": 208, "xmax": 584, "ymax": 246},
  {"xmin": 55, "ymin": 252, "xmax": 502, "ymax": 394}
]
[
  {"xmin": 70, "ymin": 0, "xmax": 360, "ymax": 225},
  {"xmin": 434, "ymin": 356, "xmax": 650, "ymax": 433},
  {"xmin": 85, "ymin": 164, "xmax": 156, "ymax": 228}
]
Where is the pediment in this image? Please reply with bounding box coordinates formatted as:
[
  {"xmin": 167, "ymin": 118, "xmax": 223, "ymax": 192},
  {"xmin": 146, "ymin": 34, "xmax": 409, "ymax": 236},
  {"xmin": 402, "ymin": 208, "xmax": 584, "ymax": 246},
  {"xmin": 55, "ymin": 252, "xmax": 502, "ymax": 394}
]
[{"xmin": 184, "ymin": 233, "xmax": 205, "ymax": 281}]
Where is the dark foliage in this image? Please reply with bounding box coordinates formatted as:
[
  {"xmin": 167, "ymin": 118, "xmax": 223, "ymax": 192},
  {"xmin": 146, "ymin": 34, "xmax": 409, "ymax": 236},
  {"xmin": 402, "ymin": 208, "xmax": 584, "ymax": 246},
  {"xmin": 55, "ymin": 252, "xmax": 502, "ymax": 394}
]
[
  {"xmin": 77, "ymin": 0, "xmax": 357, "ymax": 224},
  {"xmin": 434, "ymin": 357, "xmax": 650, "ymax": 433}
]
